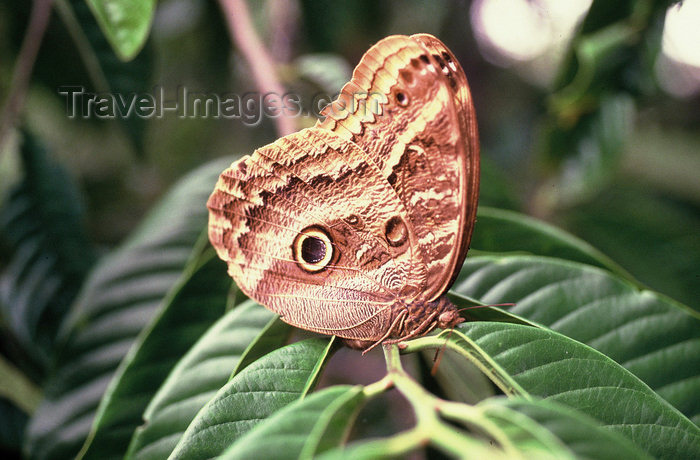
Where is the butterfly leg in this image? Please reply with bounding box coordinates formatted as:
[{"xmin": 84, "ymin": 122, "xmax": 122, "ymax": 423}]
[
  {"xmin": 360, "ymin": 309, "xmax": 409, "ymax": 355},
  {"xmin": 386, "ymin": 309, "xmax": 440, "ymax": 345}
]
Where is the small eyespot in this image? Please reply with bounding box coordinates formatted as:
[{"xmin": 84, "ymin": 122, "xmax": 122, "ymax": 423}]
[
  {"xmin": 395, "ymin": 90, "xmax": 409, "ymax": 107},
  {"xmin": 344, "ymin": 214, "xmax": 362, "ymax": 228},
  {"xmin": 385, "ymin": 216, "xmax": 408, "ymax": 247},
  {"xmin": 293, "ymin": 227, "xmax": 333, "ymax": 272}
]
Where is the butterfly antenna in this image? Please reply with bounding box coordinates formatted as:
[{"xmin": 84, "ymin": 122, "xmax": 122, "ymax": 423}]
[
  {"xmin": 431, "ymin": 302, "xmax": 515, "ymax": 375},
  {"xmin": 431, "ymin": 327, "xmax": 455, "ymax": 376},
  {"xmin": 456, "ymin": 302, "xmax": 515, "ymax": 313}
]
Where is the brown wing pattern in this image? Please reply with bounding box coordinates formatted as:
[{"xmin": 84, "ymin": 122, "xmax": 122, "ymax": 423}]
[
  {"xmin": 207, "ymin": 127, "xmax": 427, "ymax": 341},
  {"xmin": 316, "ymin": 34, "xmax": 480, "ymax": 300},
  {"xmin": 411, "ymin": 33, "xmax": 480, "ymax": 291},
  {"xmin": 208, "ymin": 34, "xmax": 479, "ymax": 345}
]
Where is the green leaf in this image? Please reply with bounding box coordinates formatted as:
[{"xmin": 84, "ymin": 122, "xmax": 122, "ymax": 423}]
[
  {"xmin": 229, "ymin": 311, "xmax": 292, "ymax": 378},
  {"xmin": 479, "ymin": 398, "xmax": 652, "ymax": 460},
  {"xmin": 453, "ymin": 255, "xmax": 700, "ymax": 425},
  {"xmin": 425, "ymin": 322, "xmax": 700, "ymax": 459},
  {"xmin": 169, "ymin": 338, "xmax": 335, "ymax": 460},
  {"xmin": 560, "ymin": 186, "xmax": 700, "ymax": 310},
  {"xmin": 0, "ymin": 353, "xmax": 41, "ymax": 415},
  {"xmin": 472, "ymin": 206, "xmax": 633, "ymax": 281},
  {"xmin": 125, "ymin": 302, "xmax": 289, "ymax": 460},
  {"xmin": 84, "ymin": 0, "xmax": 156, "ymax": 60},
  {"xmin": 77, "ymin": 244, "xmax": 232, "ymax": 459},
  {"xmin": 220, "ymin": 385, "xmax": 366, "ymax": 460},
  {"xmin": 24, "ymin": 157, "xmax": 232, "ymax": 460},
  {"xmin": 0, "ymin": 133, "xmax": 95, "ymax": 375}
]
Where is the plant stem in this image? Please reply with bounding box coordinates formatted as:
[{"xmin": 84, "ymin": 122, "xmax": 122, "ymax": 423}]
[
  {"xmin": 401, "ymin": 333, "xmax": 531, "ymax": 398},
  {"xmin": 0, "ymin": 0, "xmax": 55, "ymax": 153},
  {"xmin": 382, "ymin": 344, "xmax": 509, "ymax": 458},
  {"xmin": 362, "ymin": 374, "xmax": 393, "ymax": 397},
  {"xmin": 218, "ymin": 0, "xmax": 296, "ymax": 137}
]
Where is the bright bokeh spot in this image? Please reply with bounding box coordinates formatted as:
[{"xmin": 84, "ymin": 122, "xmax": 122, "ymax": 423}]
[
  {"xmin": 470, "ymin": 0, "xmax": 592, "ymax": 85},
  {"xmin": 471, "ymin": 0, "xmax": 551, "ymax": 62},
  {"xmin": 657, "ymin": 0, "xmax": 700, "ymax": 97},
  {"xmin": 471, "ymin": 0, "xmax": 700, "ymax": 97},
  {"xmin": 663, "ymin": 0, "xmax": 700, "ymax": 67}
]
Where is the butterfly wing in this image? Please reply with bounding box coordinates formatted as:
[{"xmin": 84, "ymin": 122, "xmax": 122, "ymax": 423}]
[
  {"xmin": 316, "ymin": 34, "xmax": 480, "ymax": 301},
  {"xmin": 208, "ymin": 127, "xmax": 427, "ymax": 341}
]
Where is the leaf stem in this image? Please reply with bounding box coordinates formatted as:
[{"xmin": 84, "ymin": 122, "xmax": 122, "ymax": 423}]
[
  {"xmin": 381, "ymin": 344, "xmax": 511, "ymax": 457},
  {"xmin": 218, "ymin": 0, "xmax": 296, "ymax": 137},
  {"xmin": 401, "ymin": 332, "xmax": 531, "ymax": 398}
]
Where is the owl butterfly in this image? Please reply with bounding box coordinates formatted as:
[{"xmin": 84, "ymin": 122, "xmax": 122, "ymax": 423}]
[{"xmin": 208, "ymin": 33, "xmax": 479, "ymax": 351}]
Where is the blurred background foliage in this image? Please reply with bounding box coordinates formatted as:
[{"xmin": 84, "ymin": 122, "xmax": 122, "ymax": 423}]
[
  {"xmin": 0, "ymin": 0, "xmax": 699, "ymax": 456},
  {"xmin": 3, "ymin": 0, "xmax": 697, "ymax": 301}
]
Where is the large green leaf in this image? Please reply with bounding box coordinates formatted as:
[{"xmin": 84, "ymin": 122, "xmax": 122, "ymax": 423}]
[
  {"xmin": 560, "ymin": 186, "xmax": 700, "ymax": 310},
  {"xmin": 169, "ymin": 338, "xmax": 335, "ymax": 460},
  {"xmin": 77, "ymin": 244, "xmax": 232, "ymax": 459},
  {"xmin": 85, "ymin": 0, "xmax": 155, "ymax": 61},
  {"xmin": 125, "ymin": 302, "xmax": 290, "ymax": 460},
  {"xmin": 220, "ymin": 385, "xmax": 366, "ymax": 459},
  {"xmin": 472, "ymin": 206, "xmax": 633, "ymax": 281},
  {"xmin": 0, "ymin": 133, "xmax": 95, "ymax": 376},
  {"xmin": 452, "ymin": 255, "xmax": 700, "ymax": 425},
  {"xmin": 229, "ymin": 309, "xmax": 291, "ymax": 378},
  {"xmin": 477, "ymin": 398, "xmax": 652, "ymax": 460},
  {"xmin": 24, "ymin": 157, "xmax": 231, "ymax": 460},
  {"xmin": 408, "ymin": 321, "xmax": 699, "ymax": 458}
]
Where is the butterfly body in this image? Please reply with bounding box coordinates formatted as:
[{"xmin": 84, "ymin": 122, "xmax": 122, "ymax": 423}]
[{"xmin": 208, "ymin": 34, "xmax": 479, "ymax": 350}]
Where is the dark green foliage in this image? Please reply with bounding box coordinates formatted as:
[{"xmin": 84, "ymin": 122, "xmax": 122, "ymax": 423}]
[
  {"xmin": 1, "ymin": 0, "xmax": 697, "ymax": 458},
  {"xmin": 0, "ymin": 133, "xmax": 95, "ymax": 377}
]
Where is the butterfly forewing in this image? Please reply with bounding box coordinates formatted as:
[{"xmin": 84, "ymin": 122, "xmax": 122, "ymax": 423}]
[{"xmin": 316, "ymin": 34, "xmax": 479, "ymax": 301}]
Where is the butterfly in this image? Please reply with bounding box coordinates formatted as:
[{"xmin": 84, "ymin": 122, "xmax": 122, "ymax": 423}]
[{"xmin": 207, "ymin": 33, "xmax": 479, "ymax": 351}]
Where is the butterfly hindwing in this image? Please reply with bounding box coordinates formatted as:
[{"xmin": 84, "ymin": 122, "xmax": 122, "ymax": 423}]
[{"xmin": 208, "ymin": 128, "xmax": 427, "ymax": 341}]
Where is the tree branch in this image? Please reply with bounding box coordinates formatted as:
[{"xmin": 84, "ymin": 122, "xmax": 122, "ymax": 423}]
[
  {"xmin": 0, "ymin": 0, "xmax": 54, "ymax": 152},
  {"xmin": 218, "ymin": 0, "xmax": 297, "ymax": 137}
]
